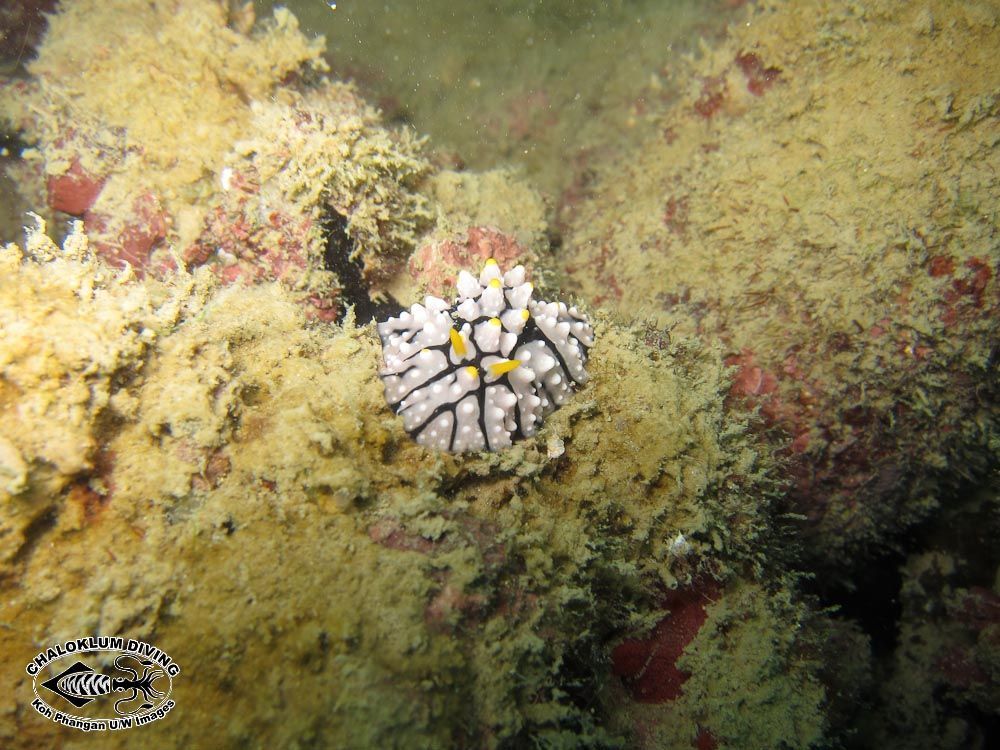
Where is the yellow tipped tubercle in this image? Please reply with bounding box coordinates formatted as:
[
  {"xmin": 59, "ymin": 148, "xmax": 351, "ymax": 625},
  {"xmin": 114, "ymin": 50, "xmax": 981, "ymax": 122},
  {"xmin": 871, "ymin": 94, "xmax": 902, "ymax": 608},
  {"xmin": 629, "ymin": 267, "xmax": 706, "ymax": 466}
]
[
  {"xmin": 464, "ymin": 366, "xmax": 479, "ymax": 379},
  {"xmin": 450, "ymin": 328, "xmax": 467, "ymax": 357},
  {"xmin": 489, "ymin": 359, "xmax": 521, "ymax": 377},
  {"xmin": 489, "ymin": 278, "xmax": 502, "ymax": 289}
]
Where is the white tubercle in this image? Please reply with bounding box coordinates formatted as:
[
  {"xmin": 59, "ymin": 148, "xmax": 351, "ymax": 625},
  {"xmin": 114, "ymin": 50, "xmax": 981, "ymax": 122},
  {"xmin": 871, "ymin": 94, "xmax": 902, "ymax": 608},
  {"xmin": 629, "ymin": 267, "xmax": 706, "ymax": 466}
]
[
  {"xmin": 479, "ymin": 280, "xmax": 506, "ymax": 317},
  {"xmin": 455, "ymin": 297, "xmax": 480, "ymax": 322},
  {"xmin": 500, "ymin": 307, "xmax": 529, "ymax": 335},
  {"xmin": 450, "ymin": 395, "xmax": 485, "ymax": 452},
  {"xmin": 499, "ymin": 331, "xmax": 518, "ymax": 357},
  {"xmin": 505, "ymin": 282, "xmax": 533, "ymax": 310},
  {"xmin": 529, "ymin": 299, "xmax": 593, "ymax": 384},
  {"xmin": 474, "ymin": 317, "xmax": 503, "ymax": 353},
  {"xmin": 503, "ymin": 265, "xmax": 526, "ymax": 287},
  {"xmin": 483, "ymin": 384, "xmax": 517, "ymax": 451},
  {"xmin": 479, "ymin": 259, "xmax": 503, "ymax": 285},
  {"xmin": 424, "ymin": 295, "xmax": 449, "ymax": 313},
  {"xmin": 456, "ymin": 270, "xmax": 481, "ymax": 300}
]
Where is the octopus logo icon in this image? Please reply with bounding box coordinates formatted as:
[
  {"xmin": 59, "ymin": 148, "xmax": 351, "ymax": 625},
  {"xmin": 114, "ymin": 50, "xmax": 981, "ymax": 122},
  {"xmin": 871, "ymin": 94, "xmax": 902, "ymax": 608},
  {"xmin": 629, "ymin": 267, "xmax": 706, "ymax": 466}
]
[{"xmin": 26, "ymin": 637, "xmax": 180, "ymax": 732}]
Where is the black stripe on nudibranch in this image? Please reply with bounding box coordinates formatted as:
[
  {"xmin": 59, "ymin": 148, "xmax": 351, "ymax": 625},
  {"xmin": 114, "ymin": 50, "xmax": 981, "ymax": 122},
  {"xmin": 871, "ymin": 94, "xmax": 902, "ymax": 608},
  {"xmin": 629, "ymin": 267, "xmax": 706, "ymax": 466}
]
[{"xmin": 377, "ymin": 260, "xmax": 594, "ymax": 453}]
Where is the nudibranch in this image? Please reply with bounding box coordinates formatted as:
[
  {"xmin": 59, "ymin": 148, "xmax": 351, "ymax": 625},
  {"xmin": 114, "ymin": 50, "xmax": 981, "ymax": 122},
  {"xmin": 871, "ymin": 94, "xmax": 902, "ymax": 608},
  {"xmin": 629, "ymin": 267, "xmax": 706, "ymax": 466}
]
[{"xmin": 377, "ymin": 259, "xmax": 595, "ymax": 452}]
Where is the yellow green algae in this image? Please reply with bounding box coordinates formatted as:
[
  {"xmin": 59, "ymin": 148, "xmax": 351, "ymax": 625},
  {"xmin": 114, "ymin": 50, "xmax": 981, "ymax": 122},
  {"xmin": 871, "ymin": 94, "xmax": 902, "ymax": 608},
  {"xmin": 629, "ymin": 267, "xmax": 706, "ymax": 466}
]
[
  {"xmin": 677, "ymin": 583, "xmax": 827, "ymax": 749},
  {"xmin": 4, "ymin": 0, "xmax": 326, "ymax": 244},
  {"xmin": 0, "ymin": 218, "xmax": 165, "ymax": 560},
  {"xmin": 389, "ymin": 167, "xmax": 549, "ymax": 304},
  {"xmin": 215, "ymin": 78, "xmax": 432, "ymax": 294},
  {"xmin": 559, "ymin": 0, "xmax": 1000, "ymax": 562},
  {"xmin": 424, "ymin": 168, "xmax": 548, "ymax": 253},
  {"xmin": 604, "ymin": 580, "xmax": 833, "ymax": 750},
  {"xmin": 1, "ymin": 0, "xmax": 432, "ymax": 306}
]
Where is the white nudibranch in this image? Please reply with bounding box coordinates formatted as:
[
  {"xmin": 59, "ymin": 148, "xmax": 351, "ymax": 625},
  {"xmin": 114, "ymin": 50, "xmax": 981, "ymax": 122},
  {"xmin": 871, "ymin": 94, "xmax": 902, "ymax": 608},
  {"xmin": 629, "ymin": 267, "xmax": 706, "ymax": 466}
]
[{"xmin": 378, "ymin": 259, "xmax": 595, "ymax": 452}]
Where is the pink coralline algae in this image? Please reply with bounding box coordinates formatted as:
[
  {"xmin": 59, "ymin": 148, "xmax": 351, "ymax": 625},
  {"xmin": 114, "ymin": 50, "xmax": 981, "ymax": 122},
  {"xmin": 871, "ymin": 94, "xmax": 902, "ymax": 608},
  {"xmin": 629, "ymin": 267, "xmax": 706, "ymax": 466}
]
[
  {"xmin": 408, "ymin": 226, "xmax": 532, "ymax": 297},
  {"xmin": 611, "ymin": 579, "xmax": 721, "ymax": 704}
]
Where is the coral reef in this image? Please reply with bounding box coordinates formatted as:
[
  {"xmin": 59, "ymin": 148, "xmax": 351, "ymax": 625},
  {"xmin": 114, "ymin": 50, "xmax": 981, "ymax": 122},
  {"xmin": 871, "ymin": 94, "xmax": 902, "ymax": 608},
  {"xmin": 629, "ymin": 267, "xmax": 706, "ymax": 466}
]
[
  {"xmin": 401, "ymin": 166, "xmax": 548, "ymax": 302},
  {"xmin": 0, "ymin": 219, "xmax": 832, "ymax": 747},
  {"xmin": 0, "ymin": 8, "xmax": 843, "ymax": 744},
  {"xmin": 559, "ymin": 0, "xmax": 1000, "ymax": 564},
  {"xmin": 186, "ymin": 80, "xmax": 431, "ymax": 318},
  {"xmin": 7, "ymin": 0, "xmax": 996, "ymax": 746},
  {"xmin": 426, "ymin": 169, "xmax": 548, "ymax": 253},
  {"xmin": 0, "ymin": 0, "xmax": 430, "ymax": 319},
  {"xmin": 607, "ymin": 579, "xmax": 835, "ymax": 750},
  {"xmin": 0, "ymin": 217, "xmax": 165, "ymax": 563},
  {"xmin": 407, "ymin": 225, "xmax": 537, "ymax": 299}
]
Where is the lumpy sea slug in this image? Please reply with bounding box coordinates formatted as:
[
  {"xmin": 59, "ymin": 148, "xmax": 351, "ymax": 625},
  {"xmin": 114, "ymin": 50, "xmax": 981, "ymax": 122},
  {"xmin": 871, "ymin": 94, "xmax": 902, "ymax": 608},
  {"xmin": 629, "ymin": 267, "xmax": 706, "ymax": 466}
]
[{"xmin": 378, "ymin": 259, "xmax": 594, "ymax": 452}]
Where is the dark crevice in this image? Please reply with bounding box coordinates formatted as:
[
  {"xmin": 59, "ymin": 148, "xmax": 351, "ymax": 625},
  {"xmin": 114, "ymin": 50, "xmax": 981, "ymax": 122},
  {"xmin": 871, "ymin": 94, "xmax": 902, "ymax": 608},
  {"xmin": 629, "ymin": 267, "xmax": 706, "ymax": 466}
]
[
  {"xmin": 802, "ymin": 545, "xmax": 906, "ymax": 659},
  {"xmin": 11, "ymin": 504, "xmax": 59, "ymax": 566},
  {"xmin": 0, "ymin": 128, "xmax": 29, "ymax": 156},
  {"xmin": 320, "ymin": 206, "xmax": 402, "ymax": 324}
]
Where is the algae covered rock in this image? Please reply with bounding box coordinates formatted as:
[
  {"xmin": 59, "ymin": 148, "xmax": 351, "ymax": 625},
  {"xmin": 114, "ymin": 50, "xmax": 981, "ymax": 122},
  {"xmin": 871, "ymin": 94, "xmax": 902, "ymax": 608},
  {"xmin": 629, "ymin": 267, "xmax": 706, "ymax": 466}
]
[
  {"xmin": 607, "ymin": 578, "xmax": 838, "ymax": 750},
  {"xmin": 0, "ymin": 2, "xmax": 893, "ymax": 748},
  {"xmin": 858, "ymin": 483, "xmax": 1000, "ymax": 750},
  {"xmin": 0, "ymin": 217, "xmax": 164, "ymax": 562},
  {"xmin": 559, "ymin": 0, "xmax": 1000, "ymax": 564},
  {"xmin": 2, "ymin": 0, "xmax": 326, "ymax": 255},
  {"xmin": 1, "ymin": 0, "xmax": 431, "ymax": 318},
  {"xmin": 193, "ymin": 79, "xmax": 431, "ymax": 312},
  {"xmin": 0, "ymin": 220, "xmax": 836, "ymax": 748}
]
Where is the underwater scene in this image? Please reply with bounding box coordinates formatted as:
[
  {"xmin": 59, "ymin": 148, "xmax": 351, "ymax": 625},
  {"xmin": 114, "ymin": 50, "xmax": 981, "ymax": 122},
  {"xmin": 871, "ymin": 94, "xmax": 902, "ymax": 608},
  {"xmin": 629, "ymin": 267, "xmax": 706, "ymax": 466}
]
[{"xmin": 0, "ymin": 0, "xmax": 997, "ymax": 747}]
